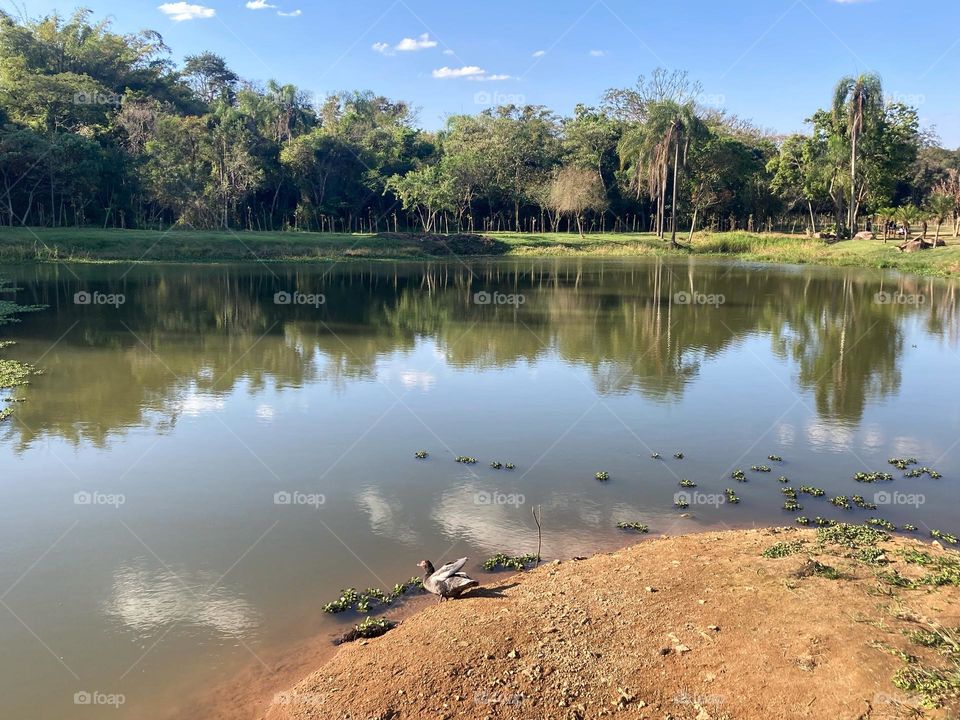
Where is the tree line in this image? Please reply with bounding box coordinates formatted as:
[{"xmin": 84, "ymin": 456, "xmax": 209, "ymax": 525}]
[{"xmin": 1, "ymin": 9, "xmax": 958, "ymax": 238}]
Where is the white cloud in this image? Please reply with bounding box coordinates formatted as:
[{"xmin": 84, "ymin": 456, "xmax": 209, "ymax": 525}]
[
  {"xmin": 158, "ymin": 2, "xmax": 215, "ymax": 21},
  {"xmin": 372, "ymin": 41, "xmax": 390, "ymax": 53},
  {"xmin": 532, "ymin": 49, "xmax": 546, "ymax": 57},
  {"xmin": 472, "ymin": 73, "xmax": 512, "ymax": 82},
  {"xmin": 442, "ymin": 48, "xmax": 454, "ymax": 55},
  {"xmin": 277, "ymin": 8, "xmax": 301, "ymax": 16},
  {"xmin": 245, "ymin": 0, "xmax": 275, "ymax": 8},
  {"xmin": 432, "ymin": 65, "xmax": 486, "ymax": 79},
  {"xmin": 588, "ymin": 49, "xmax": 606, "ymax": 57},
  {"xmin": 395, "ymin": 33, "xmax": 437, "ymax": 51}
]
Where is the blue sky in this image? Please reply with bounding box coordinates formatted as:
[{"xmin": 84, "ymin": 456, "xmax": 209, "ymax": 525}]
[{"xmin": 16, "ymin": 0, "xmax": 960, "ymax": 146}]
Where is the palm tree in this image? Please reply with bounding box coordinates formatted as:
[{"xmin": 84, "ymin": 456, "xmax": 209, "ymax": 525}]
[
  {"xmin": 895, "ymin": 204, "xmax": 921, "ymax": 241},
  {"xmin": 617, "ymin": 100, "xmax": 704, "ymax": 248},
  {"xmin": 832, "ymin": 74, "xmax": 884, "ymax": 234},
  {"xmin": 925, "ymin": 192, "xmax": 955, "ymax": 245},
  {"xmin": 874, "ymin": 206, "xmax": 896, "ymax": 243}
]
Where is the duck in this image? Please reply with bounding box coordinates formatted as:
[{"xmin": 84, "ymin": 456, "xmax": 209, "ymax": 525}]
[{"xmin": 417, "ymin": 557, "xmax": 479, "ymax": 603}]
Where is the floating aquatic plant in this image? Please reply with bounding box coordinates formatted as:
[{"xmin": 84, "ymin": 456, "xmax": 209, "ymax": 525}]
[
  {"xmin": 814, "ymin": 516, "xmax": 836, "ymax": 527},
  {"xmin": 322, "ymin": 578, "xmax": 423, "ymax": 614},
  {"xmin": 414, "ymin": 450, "xmax": 429, "ymax": 459},
  {"xmin": 724, "ymin": 488, "xmax": 740, "ymax": 504},
  {"xmin": 905, "ymin": 467, "xmax": 942, "ymax": 479},
  {"xmin": 595, "ymin": 471, "xmax": 610, "ymax": 481},
  {"xmin": 673, "ymin": 452, "xmax": 684, "ymax": 459},
  {"xmin": 852, "ymin": 495, "xmax": 877, "ymax": 510},
  {"xmin": 931, "ymin": 530, "xmax": 959, "ymax": 545},
  {"xmin": 674, "ymin": 498, "xmax": 690, "ymax": 509},
  {"xmin": 799, "ymin": 485, "xmax": 825, "ymax": 497},
  {"xmin": 796, "ymin": 516, "xmax": 810, "ymax": 526},
  {"xmin": 854, "ymin": 471, "xmax": 894, "ymax": 483},
  {"xmin": 767, "ymin": 454, "xmax": 783, "ymax": 462},
  {"xmin": 482, "ymin": 553, "xmax": 539, "ymax": 571},
  {"xmin": 751, "ymin": 465, "xmax": 772, "ymax": 473},
  {"xmin": 335, "ymin": 616, "xmax": 397, "ymax": 644},
  {"xmin": 781, "ymin": 486, "xmax": 798, "ymax": 499},
  {"xmin": 777, "ymin": 475, "xmax": 790, "ymax": 483},
  {"xmin": 679, "ymin": 479, "xmax": 696, "ymax": 488},
  {"xmin": 489, "ymin": 461, "xmax": 503, "ymax": 469},
  {"xmin": 783, "ymin": 499, "xmax": 802, "ymax": 512},
  {"xmin": 616, "ymin": 522, "xmax": 649, "ymax": 533},
  {"xmin": 504, "ymin": 462, "xmax": 515, "ymax": 470},
  {"xmin": 455, "ymin": 456, "xmax": 478, "ymax": 464},
  {"xmin": 902, "ymin": 524, "xmax": 918, "ymax": 532},
  {"xmin": 830, "ymin": 495, "xmax": 851, "ymax": 509},
  {"xmin": 731, "ymin": 469, "xmax": 746, "ymax": 482},
  {"xmin": 650, "ymin": 452, "xmax": 661, "ymax": 460},
  {"xmin": 866, "ymin": 517, "xmax": 897, "ymax": 532},
  {"xmin": 888, "ymin": 457, "xmax": 919, "ymax": 470}
]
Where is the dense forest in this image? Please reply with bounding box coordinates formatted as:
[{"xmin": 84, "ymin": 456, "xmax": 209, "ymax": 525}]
[{"xmin": 1, "ymin": 9, "xmax": 959, "ymax": 240}]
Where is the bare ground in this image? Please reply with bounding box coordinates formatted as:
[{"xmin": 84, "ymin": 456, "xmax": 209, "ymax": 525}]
[{"xmin": 265, "ymin": 527, "xmax": 960, "ymax": 720}]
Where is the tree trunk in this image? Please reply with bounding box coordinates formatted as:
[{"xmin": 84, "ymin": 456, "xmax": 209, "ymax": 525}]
[
  {"xmin": 807, "ymin": 201, "xmax": 817, "ymax": 234},
  {"xmin": 848, "ymin": 131, "xmax": 857, "ymax": 233},
  {"xmin": 669, "ymin": 139, "xmax": 680, "ymax": 248}
]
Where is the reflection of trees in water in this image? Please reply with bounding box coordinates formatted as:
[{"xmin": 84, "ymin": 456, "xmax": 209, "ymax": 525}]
[{"xmin": 1, "ymin": 260, "xmax": 955, "ymax": 448}]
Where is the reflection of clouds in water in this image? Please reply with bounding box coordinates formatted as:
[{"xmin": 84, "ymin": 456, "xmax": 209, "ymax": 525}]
[
  {"xmin": 805, "ymin": 419, "xmax": 854, "ymax": 452},
  {"xmin": 357, "ymin": 487, "xmax": 421, "ymax": 545},
  {"xmin": 890, "ymin": 435, "xmax": 935, "ymax": 459},
  {"xmin": 256, "ymin": 404, "xmax": 275, "ymax": 422},
  {"xmin": 173, "ymin": 386, "xmax": 225, "ymax": 417},
  {"xmin": 105, "ymin": 561, "xmax": 257, "ymax": 639},
  {"xmin": 776, "ymin": 423, "xmax": 796, "ymax": 447},
  {"xmin": 862, "ymin": 425, "xmax": 884, "ymax": 451},
  {"xmin": 431, "ymin": 485, "xmax": 610, "ymax": 558},
  {"xmin": 399, "ymin": 370, "xmax": 436, "ymax": 391}
]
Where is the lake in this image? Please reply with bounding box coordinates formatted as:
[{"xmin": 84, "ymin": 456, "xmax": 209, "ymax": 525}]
[{"xmin": 0, "ymin": 257, "xmax": 958, "ymax": 719}]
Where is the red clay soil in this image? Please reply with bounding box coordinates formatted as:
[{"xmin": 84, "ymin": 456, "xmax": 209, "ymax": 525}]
[{"xmin": 264, "ymin": 527, "xmax": 960, "ymax": 720}]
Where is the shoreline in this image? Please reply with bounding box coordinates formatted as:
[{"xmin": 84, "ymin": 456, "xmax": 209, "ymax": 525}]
[
  {"xmin": 260, "ymin": 525, "xmax": 958, "ymax": 719},
  {"xmin": 1, "ymin": 228, "xmax": 958, "ymax": 279}
]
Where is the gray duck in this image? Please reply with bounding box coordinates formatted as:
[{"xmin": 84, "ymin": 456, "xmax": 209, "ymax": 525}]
[{"xmin": 417, "ymin": 557, "xmax": 479, "ymax": 602}]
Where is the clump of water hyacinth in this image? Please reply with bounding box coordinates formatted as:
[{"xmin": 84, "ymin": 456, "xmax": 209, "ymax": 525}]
[
  {"xmin": 489, "ymin": 461, "xmax": 503, "ymax": 469},
  {"xmin": 867, "ymin": 517, "xmax": 897, "ymax": 532},
  {"xmin": 323, "ymin": 578, "xmax": 423, "ymax": 614},
  {"xmin": 595, "ymin": 471, "xmax": 610, "ymax": 481},
  {"xmin": 752, "ymin": 465, "xmax": 771, "ymax": 473},
  {"xmin": 783, "ymin": 499, "xmax": 803, "ymax": 512},
  {"xmin": 905, "ymin": 467, "xmax": 942, "ymax": 479},
  {"xmin": 852, "ymin": 495, "xmax": 877, "ymax": 510},
  {"xmin": 504, "ymin": 463, "xmax": 515, "ymax": 470},
  {"xmin": 616, "ymin": 522, "xmax": 649, "ymax": 533},
  {"xmin": 724, "ymin": 488, "xmax": 740, "ymax": 504},
  {"xmin": 814, "ymin": 516, "xmax": 836, "ymax": 527},
  {"xmin": 854, "ymin": 471, "xmax": 893, "ymax": 483},
  {"xmin": 334, "ymin": 616, "xmax": 397, "ymax": 645},
  {"xmin": 902, "ymin": 524, "xmax": 918, "ymax": 532},
  {"xmin": 777, "ymin": 475, "xmax": 790, "ymax": 483},
  {"xmin": 674, "ymin": 497, "xmax": 690, "ymax": 509},
  {"xmin": 679, "ymin": 479, "xmax": 696, "ymax": 488},
  {"xmin": 455, "ymin": 456, "xmax": 478, "ymax": 464},
  {"xmin": 888, "ymin": 457, "xmax": 918, "ymax": 470},
  {"xmin": 796, "ymin": 516, "xmax": 810, "ymax": 526},
  {"xmin": 650, "ymin": 452, "xmax": 662, "ymax": 459},
  {"xmin": 673, "ymin": 451, "xmax": 685, "ymax": 459},
  {"xmin": 799, "ymin": 485, "xmax": 825, "ymax": 497},
  {"xmin": 768, "ymin": 454, "xmax": 783, "ymax": 462},
  {"xmin": 731, "ymin": 469, "xmax": 747, "ymax": 482},
  {"xmin": 483, "ymin": 553, "xmax": 539, "ymax": 571},
  {"xmin": 414, "ymin": 450, "xmax": 429, "ymax": 459},
  {"xmin": 831, "ymin": 495, "xmax": 851, "ymax": 509},
  {"xmin": 781, "ymin": 486, "xmax": 798, "ymax": 499},
  {"xmin": 931, "ymin": 530, "xmax": 959, "ymax": 545}
]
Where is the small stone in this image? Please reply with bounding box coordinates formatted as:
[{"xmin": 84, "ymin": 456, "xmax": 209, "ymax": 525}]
[
  {"xmin": 508, "ymin": 649, "xmax": 520, "ymax": 659},
  {"xmin": 674, "ymin": 644, "xmax": 691, "ymax": 653},
  {"xmin": 645, "ymin": 586, "xmax": 657, "ymax": 593},
  {"xmin": 707, "ymin": 625, "xmax": 719, "ymax": 632}
]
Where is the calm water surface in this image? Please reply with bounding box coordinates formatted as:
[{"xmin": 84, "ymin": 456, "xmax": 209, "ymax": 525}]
[{"xmin": 0, "ymin": 258, "xmax": 958, "ymax": 719}]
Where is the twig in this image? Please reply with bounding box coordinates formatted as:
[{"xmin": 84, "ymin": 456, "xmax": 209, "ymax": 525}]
[{"xmin": 532, "ymin": 505, "xmax": 542, "ymax": 567}]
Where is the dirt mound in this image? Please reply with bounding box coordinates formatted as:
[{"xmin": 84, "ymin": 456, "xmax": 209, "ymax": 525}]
[
  {"xmin": 267, "ymin": 528, "xmax": 960, "ymax": 720},
  {"xmin": 375, "ymin": 233, "xmax": 510, "ymax": 256}
]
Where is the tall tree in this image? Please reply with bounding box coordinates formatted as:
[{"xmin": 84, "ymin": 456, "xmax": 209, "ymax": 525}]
[{"xmin": 832, "ymin": 73, "xmax": 884, "ymax": 232}]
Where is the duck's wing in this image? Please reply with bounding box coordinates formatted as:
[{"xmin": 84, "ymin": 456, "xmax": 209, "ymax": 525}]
[{"xmin": 432, "ymin": 557, "xmax": 468, "ymax": 581}]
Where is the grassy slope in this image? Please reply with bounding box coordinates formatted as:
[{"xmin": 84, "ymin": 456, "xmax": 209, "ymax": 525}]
[{"xmin": 1, "ymin": 227, "xmax": 959, "ymax": 278}]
